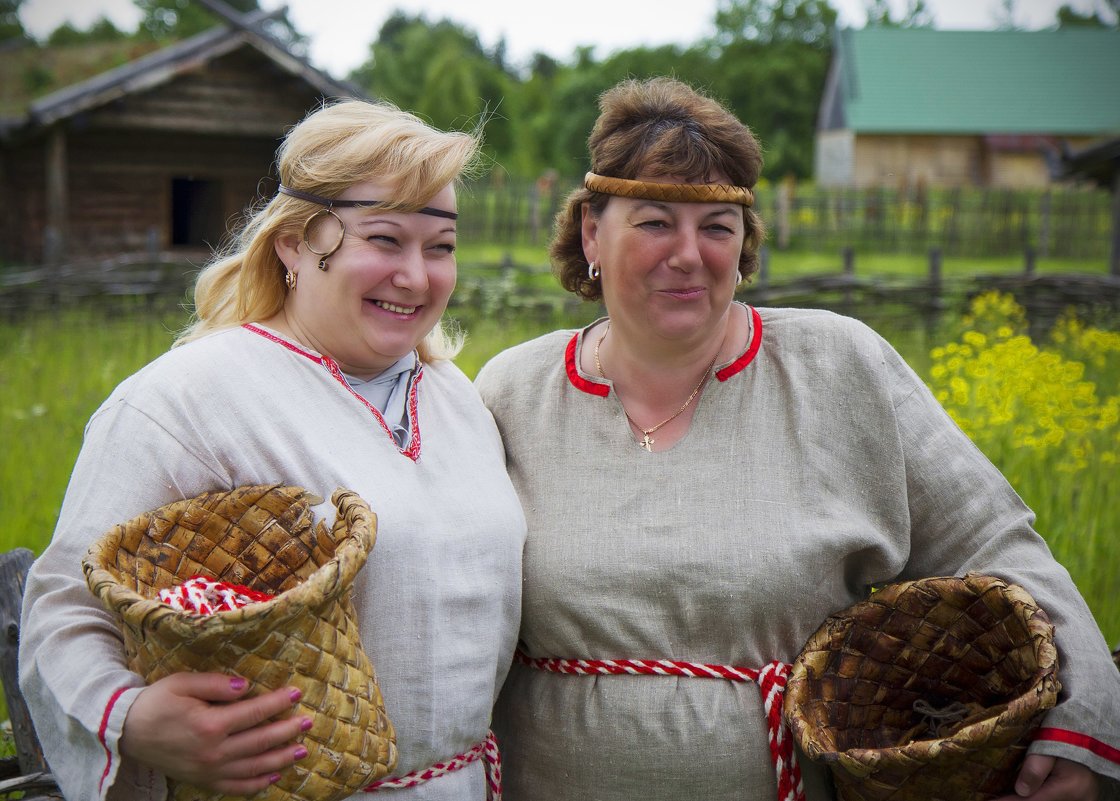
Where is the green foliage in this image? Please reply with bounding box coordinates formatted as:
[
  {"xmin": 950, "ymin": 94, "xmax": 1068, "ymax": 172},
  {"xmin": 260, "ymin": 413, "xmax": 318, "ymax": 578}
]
[
  {"xmin": 349, "ymin": 0, "xmax": 839, "ymax": 181},
  {"xmin": 135, "ymin": 0, "xmax": 257, "ymax": 40},
  {"xmin": 132, "ymin": 0, "xmax": 307, "ymax": 51},
  {"xmin": 47, "ymin": 17, "xmax": 128, "ymax": 46},
  {"xmin": 0, "ymin": 0, "xmax": 27, "ymax": 43},
  {"xmin": 1056, "ymin": 0, "xmax": 1119, "ymax": 28},
  {"xmin": 349, "ymin": 11, "xmax": 515, "ymax": 162},
  {"xmin": 21, "ymin": 62, "xmax": 52, "ymax": 94},
  {"xmin": 3, "ymin": 291, "xmax": 1116, "ymax": 645},
  {"xmin": 864, "ymin": 0, "xmax": 934, "ymax": 27}
]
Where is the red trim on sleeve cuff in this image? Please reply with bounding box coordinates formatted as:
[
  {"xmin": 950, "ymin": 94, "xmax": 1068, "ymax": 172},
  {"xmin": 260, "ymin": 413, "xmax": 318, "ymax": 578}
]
[
  {"xmin": 566, "ymin": 333, "xmax": 610, "ymax": 397},
  {"xmin": 1034, "ymin": 727, "xmax": 1120, "ymax": 765},
  {"xmin": 98, "ymin": 686, "xmax": 131, "ymax": 795}
]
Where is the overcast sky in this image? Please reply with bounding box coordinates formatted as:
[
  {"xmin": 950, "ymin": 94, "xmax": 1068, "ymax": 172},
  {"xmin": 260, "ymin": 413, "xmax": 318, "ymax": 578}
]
[{"xmin": 19, "ymin": 0, "xmax": 1115, "ymax": 77}]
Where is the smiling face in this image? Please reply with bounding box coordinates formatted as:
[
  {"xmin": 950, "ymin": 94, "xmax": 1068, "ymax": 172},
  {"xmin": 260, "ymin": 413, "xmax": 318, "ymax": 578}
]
[
  {"xmin": 274, "ymin": 180, "xmax": 458, "ymax": 377},
  {"xmin": 581, "ymin": 176, "xmax": 745, "ymax": 350}
]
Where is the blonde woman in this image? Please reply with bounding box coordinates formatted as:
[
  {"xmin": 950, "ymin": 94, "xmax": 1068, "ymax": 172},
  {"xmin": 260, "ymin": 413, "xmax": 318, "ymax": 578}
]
[{"xmin": 20, "ymin": 99, "xmax": 525, "ymax": 800}]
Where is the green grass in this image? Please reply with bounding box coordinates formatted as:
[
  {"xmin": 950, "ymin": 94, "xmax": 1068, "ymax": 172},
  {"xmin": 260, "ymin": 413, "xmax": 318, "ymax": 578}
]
[
  {"xmin": 0, "ymin": 302, "xmax": 185, "ymax": 554},
  {"xmin": 2, "ymin": 271, "xmax": 1116, "ymax": 650},
  {"xmin": 457, "ymin": 245, "xmax": 1112, "ymax": 280}
]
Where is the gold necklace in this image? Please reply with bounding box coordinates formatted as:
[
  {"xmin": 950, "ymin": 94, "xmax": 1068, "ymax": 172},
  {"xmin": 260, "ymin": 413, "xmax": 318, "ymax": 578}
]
[{"xmin": 594, "ymin": 322, "xmax": 718, "ymax": 452}]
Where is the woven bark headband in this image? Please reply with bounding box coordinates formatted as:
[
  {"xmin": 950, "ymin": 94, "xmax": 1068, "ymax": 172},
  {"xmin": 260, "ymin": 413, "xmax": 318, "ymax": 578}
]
[{"xmin": 584, "ymin": 172, "xmax": 754, "ymax": 208}]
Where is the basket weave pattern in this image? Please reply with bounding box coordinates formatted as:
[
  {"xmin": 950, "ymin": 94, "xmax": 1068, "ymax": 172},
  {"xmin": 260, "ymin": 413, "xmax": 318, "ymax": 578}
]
[
  {"xmin": 83, "ymin": 484, "xmax": 396, "ymax": 801},
  {"xmin": 784, "ymin": 574, "xmax": 1059, "ymax": 801}
]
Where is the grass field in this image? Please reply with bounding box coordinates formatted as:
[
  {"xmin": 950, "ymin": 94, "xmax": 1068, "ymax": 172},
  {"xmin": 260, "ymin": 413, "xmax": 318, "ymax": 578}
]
[{"xmin": 2, "ymin": 268, "xmax": 1117, "ymax": 650}]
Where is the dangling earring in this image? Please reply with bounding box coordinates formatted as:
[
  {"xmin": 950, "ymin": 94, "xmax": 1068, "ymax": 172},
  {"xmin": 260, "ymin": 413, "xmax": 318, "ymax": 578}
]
[
  {"xmin": 587, "ymin": 261, "xmax": 601, "ymax": 281},
  {"xmin": 285, "ymin": 270, "xmax": 297, "ymax": 290},
  {"xmin": 735, "ymin": 270, "xmax": 743, "ymax": 284},
  {"xmin": 317, "ymin": 258, "xmax": 328, "ymax": 271}
]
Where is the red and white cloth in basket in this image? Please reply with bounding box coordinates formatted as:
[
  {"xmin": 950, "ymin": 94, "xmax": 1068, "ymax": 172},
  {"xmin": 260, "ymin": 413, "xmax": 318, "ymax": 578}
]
[{"xmin": 157, "ymin": 575, "xmax": 274, "ymax": 615}]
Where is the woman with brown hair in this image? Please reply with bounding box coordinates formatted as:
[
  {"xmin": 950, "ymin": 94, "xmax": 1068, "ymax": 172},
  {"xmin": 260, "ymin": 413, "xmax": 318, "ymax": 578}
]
[{"xmin": 475, "ymin": 77, "xmax": 1119, "ymax": 800}]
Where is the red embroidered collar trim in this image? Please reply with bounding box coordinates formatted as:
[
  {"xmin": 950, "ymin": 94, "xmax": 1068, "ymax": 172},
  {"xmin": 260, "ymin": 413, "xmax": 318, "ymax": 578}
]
[
  {"xmin": 716, "ymin": 306, "xmax": 763, "ymax": 381},
  {"xmin": 564, "ymin": 331, "xmax": 610, "ymax": 397},
  {"xmin": 242, "ymin": 323, "xmax": 422, "ymax": 461},
  {"xmin": 564, "ymin": 306, "xmax": 763, "ymax": 397}
]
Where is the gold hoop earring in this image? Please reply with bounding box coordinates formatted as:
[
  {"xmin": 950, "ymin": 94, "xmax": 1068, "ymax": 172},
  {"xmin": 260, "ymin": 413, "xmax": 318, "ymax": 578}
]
[
  {"xmin": 587, "ymin": 261, "xmax": 601, "ymax": 281},
  {"xmin": 285, "ymin": 270, "xmax": 297, "ymax": 290},
  {"xmin": 301, "ymin": 207, "xmax": 345, "ymax": 272}
]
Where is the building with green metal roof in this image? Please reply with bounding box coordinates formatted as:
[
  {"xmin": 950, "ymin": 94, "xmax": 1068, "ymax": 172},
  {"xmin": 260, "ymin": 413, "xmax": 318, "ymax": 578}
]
[{"xmin": 815, "ymin": 27, "xmax": 1120, "ymax": 188}]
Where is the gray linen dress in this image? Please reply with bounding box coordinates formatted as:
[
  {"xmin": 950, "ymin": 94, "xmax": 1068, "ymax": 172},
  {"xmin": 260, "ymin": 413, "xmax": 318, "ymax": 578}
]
[{"xmin": 475, "ymin": 304, "xmax": 1120, "ymax": 801}]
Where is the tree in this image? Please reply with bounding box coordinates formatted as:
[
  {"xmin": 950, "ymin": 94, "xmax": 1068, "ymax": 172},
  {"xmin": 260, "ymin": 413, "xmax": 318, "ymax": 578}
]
[
  {"xmin": 46, "ymin": 16, "xmax": 128, "ymax": 45},
  {"xmin": 865, "ymin": 0, "xmax": 934, "ymax": 27},
  {"xmin": 349, "ymin": 13, "xmax": 518, "ymax": 166},
  {"xmin": 134, "ymin": 0, "xmax": 307, "ymax": 52},
  {"xmin": 707, "ymin": 0, "xmax": 838, "ymax": 179},
  {"xmin": 1055, "ymin": 0, "xmax": 1119, "ymax": 27},
  {"xmin": 1, "ymin": 0, "xmax": 28, "ymax": 43}
]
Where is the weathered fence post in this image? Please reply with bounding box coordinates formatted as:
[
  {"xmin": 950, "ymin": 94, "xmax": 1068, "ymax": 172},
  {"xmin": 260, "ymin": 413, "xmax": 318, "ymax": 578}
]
[
  {"xmin": 1039, "ymin": 191, "xmax": 1051, "ymax": 259},
  {"xmin": 0, "ymin": 549, "xmax": 49, "ymax": 776},
  {"xmin": 776, "ymin": 179, "xmax": 792, "ymax": 250},
  {"xmin": 841, "ymin": 247, "xmax": 855, "ymax": 317},
  {"xmin": 1111, "ymin": 172, "xmax": 1120, "ymax": 277},
  {"xmin": 1024, "ymin": 246, "xmax": 1037, "ymax": 276},
  {"xmin": 925, "ymin": 247, "xmax": 944, "ymax": 340}
]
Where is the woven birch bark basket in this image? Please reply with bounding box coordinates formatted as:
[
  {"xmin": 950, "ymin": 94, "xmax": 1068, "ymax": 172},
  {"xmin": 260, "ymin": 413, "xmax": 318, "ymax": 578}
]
[
  {"xmin": 83, "ymin": 484, "xmax": 397, "ymax": 801},
  {"xmin": 784, "ymin": 574, "xmax": 1060, "ymax": 801}
]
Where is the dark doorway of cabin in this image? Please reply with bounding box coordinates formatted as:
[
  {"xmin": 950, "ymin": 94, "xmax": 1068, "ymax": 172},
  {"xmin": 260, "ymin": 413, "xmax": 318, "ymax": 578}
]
[{"xmin": 171, "ymin": 177, "xmax": 223, "ymax": 247}]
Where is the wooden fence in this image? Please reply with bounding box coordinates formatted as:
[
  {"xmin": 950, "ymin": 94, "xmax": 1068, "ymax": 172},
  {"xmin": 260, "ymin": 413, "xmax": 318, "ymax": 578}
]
[
  {"xmin": 456, "ymin": 178, "xmax": 1115, "ymax": 260},
  {"xmin": 3, "ymin": 250, "xmax": 1118, "ymax": 341}
]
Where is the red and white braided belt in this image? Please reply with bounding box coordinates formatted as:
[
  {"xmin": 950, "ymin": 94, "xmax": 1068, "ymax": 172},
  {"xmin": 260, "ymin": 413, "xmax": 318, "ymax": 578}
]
[
  {"xmin": 363, "ymin": 731, "xmax": 501, "ymax": 799},
  {"xmin": 514, "ymin": 648, "xmax": 805, "ymax": 801}
]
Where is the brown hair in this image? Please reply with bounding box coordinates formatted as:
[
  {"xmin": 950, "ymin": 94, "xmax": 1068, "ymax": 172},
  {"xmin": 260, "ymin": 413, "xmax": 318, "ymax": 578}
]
[{"xmin": 551, "ymin": 77, "xmax": 766, "ymax": 300}]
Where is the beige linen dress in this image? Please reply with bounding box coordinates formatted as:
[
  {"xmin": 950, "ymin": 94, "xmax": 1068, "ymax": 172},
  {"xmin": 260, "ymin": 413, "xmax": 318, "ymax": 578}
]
[
  {"xmin": 475, "ymin": 304, "xmax": 1120, "ymax": 801},
  {"xmin": 20, "ymin": 324, "xmax": 527, "ymax": 801}
]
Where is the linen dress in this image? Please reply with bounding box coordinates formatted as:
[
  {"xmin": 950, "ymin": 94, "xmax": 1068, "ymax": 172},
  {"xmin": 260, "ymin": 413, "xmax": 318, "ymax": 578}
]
[
  {"xmin": 474, "ymin": 304, "xmax": 1120, "ymax": 801},
  {"xmin": 19, "ymin": 323, "xmax": 526, "ymax": 801}
]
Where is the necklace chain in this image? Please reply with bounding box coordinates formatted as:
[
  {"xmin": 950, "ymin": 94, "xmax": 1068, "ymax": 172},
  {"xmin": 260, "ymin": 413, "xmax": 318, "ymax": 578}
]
[{"xmin": 594, "ymin": 322, "xmax": 718, "ymax": 452}]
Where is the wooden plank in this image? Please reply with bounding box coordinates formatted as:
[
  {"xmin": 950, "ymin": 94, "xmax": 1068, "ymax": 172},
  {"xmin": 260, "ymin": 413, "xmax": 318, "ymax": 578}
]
[
  {"xmin": 0, "ymin": 549, "xmax": 49, "ymax": 776},
  {"xmin": 43, "ymin": 128, "xmax": 68, "ymax": 266}
]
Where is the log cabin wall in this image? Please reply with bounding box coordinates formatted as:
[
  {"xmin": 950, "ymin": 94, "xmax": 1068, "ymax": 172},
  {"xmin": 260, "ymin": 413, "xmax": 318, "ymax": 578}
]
[{"xmin": 3, "ymin": 45, "xmax": 335, "ymax": 266}]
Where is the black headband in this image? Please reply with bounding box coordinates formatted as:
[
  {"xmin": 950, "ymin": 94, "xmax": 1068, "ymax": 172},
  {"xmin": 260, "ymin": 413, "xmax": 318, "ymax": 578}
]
[{"xmin": 277, "ymin": 184, "xmax": 458, "ymax": 220}]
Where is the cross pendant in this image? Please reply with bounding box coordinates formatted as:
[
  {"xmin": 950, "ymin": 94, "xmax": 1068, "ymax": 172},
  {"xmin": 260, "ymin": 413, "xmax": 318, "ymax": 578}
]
[{"xmin": 639, "ymin": 434, "xmax": 654, "ymax": 452}]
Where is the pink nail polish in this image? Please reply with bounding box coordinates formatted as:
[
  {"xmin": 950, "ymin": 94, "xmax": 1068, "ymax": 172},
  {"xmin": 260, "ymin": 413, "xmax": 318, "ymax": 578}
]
[
  {"xmin": 300, "ymin": 717, "xmax": 313, "ymax": 732},
  {"xmin": 289, "ymin": 688, "xmax": 302, "ymax": 703},
  {"xmin": 294, "ymin": 746, "xmax": 309, "ymax": 760},
  {"xmin": 230, "ymin": 677, "xmax": 247, "ymax": 691},
  {"xmin": 269, "ymin": 773, "xmax": 281, "ymax": 784}
]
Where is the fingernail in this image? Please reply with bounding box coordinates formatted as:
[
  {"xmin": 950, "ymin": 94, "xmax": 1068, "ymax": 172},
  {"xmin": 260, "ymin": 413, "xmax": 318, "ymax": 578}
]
[
  {"xmin": 289, "ymin": 688, "xmax": 302, "ymax": 703},
  {"xmin": 269, "ymin": 773, "xmax": 281, "ymax": 784},
  {"xmin": 300, "ymin": 717, "xmax": 313, "ymax": 732},
  {"xmin": 1015, "ymin": 781, "xmax": 1030, "ymax": 797},
  {"xmin": 294, "ymin": 746, "xmax": 309, "ymax": 760},
  {"xmin": 230, "ymin": 677, "xmax": 247, "ymax": 691}
]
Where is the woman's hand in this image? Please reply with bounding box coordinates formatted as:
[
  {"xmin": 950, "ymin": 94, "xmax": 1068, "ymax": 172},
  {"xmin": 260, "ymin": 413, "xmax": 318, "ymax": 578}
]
[
  {"xmin": 995, "ymin": 754, "xmax": 1099, "ymax": 801},
  {"xmin": 120, "ymin": 672, "xmax": 312, "ymax": 795}
]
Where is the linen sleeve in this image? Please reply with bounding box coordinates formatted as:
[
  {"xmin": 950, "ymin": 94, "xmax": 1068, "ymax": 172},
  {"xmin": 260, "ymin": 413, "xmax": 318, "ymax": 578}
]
[
  {"xmin": 879, "ymin": 339, "xmax": 1120, "ymax": 787},
  {"xmin": 18, "ymin": 397, "xmax": 229, "ymax": 801}
]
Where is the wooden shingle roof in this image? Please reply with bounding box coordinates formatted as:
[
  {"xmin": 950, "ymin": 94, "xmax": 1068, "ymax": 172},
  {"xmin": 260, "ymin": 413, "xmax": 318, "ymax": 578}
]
[
  {"xmin": 0, "ymin": 9, "xmax": 363, "ymax": 138},
  {"xmin": 820, "ymin": 27, "xmax": 1120, "ymax": 135}
]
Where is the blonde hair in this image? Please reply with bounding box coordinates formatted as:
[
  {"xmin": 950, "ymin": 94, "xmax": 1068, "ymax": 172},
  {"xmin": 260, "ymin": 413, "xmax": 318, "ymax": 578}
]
[
  {"xmin": 176, "ymin": 99, "xmax": 482, "ymax": 362},
  {"xmin": 551, "ymin": 77, "xmax": 766, "ymax": 301}
]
